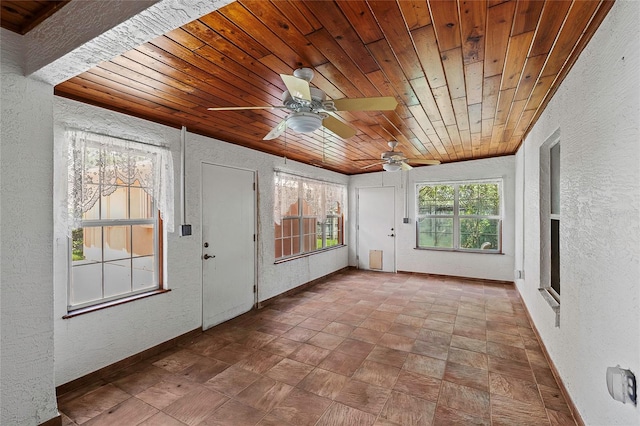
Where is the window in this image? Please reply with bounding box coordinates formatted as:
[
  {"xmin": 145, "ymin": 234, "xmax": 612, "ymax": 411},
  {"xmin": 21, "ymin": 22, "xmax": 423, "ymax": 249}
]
[
  {"xmin": 66, "ymin": 131, "xmax": 174, "ymax": 312},
  {"xmin": 416, "ymin": 180, "xmax": 502, "ymax": 252},
  {"xmin": 549, "ymin": 142, "xmax": 561, "ymax": 297},
  {"xmin": 539, "ymin": 131, "xmax": 560, "ymax": 325},
  {"xmin": 274, "ymin": 172, "xmax": 345, "ymax": 260}
]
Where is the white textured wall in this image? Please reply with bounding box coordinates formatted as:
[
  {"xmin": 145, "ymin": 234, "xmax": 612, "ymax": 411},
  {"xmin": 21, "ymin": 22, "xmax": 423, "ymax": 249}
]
[
  {"xmin": 515, "ymin": 1, "xmax": 640, "ymax": 424},
  {"xmin": 0, "ymin": 29, "xmax": 59, "ymax": 425},
  {"xmin": 53, "ymin": 97, "xmax": 348, "ymax": 385},
  {"xmin": 348, "ymin": 156, "xmax": 516, "ymax": 281}
]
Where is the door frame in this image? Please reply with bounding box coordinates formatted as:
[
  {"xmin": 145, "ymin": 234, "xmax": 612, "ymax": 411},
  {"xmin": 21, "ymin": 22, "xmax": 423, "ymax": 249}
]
[
  {"xmin": 200, "ymin": 161, "xmax": 259, "ymax": 329},
  {"xmin": 356, "ymin": 185, "xmax": 397, "ymax": 272}
]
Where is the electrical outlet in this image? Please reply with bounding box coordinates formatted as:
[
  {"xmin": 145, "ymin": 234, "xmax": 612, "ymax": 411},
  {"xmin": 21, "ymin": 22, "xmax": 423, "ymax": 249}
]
[
  {"xmin": 403, "ymin": 217, "xmax": 410, "ymax": 224},
  {"xmin": 180, "ymin": 224, "xmax": 192, "ymax": 236}
]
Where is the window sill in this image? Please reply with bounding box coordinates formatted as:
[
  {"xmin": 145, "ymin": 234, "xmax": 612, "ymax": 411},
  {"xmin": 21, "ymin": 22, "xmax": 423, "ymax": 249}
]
[
  {"xmin": 539, "ymin": 288, "xmax": 560, "ymax": 327},
  {"xmin": 414, "ymin": 247, "xmax": 503, "ymax": 254},
  {"xmin": 63, "ymin": 289, "xmax": 171, "ymax": 319},
  {"xmin": 274, "ymin": 244, "xmax": 346, "ymax": 264}
]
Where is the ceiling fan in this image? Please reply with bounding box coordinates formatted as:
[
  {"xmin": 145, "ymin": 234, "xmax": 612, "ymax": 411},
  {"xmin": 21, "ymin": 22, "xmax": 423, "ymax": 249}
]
[
  {"xmin": 207, "ymin": 68, "xmax": 398, "ymax": 140},
  {"xmin": 359, "ymin": 141, "xmax": 441, "ymax": 172}
]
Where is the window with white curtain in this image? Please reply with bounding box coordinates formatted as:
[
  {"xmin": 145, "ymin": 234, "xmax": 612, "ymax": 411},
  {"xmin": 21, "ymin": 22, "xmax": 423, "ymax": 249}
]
[
  {"xmin": 274, "ymin": 171, "xmax": 345, "ymax": 260},
  {"xmin": 65, "ymin": 130, "xmax": 174, "ymax": 312}
]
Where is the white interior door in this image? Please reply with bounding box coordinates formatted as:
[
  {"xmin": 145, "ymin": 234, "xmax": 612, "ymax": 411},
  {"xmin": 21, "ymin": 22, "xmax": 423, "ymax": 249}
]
[
  {"xmin": 357, "ymin": 186, "xmax": 396, "ymax": 272},
  {"xmin": 201, "ymin": 163, "xmax": 256, "ymax": 330}
]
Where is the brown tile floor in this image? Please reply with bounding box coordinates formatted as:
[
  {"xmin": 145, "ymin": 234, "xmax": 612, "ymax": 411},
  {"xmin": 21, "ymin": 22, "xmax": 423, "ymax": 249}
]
[{"xmin": 59, "ymin": 270, "xmax": 577, "ymax": 425}]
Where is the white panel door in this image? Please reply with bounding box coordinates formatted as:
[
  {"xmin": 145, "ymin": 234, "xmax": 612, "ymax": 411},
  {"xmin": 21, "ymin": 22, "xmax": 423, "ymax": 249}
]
[
  {"xmin": 357, "ymin": 186, "xmax": 396, "ymax": 272},
  {"xmin": 201, "ymin": 163, "xmax": 256, "ymax": 330}
]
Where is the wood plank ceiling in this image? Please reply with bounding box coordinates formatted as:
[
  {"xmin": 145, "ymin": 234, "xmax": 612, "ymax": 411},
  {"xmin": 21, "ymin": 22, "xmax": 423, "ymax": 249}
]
[
  {"xmin": 6, "ymin": 1, "xmax": 614, "ymax": 175},
  {"xmin": 0, "ymin": 0, "xmax": 69, "ymax": 35}
]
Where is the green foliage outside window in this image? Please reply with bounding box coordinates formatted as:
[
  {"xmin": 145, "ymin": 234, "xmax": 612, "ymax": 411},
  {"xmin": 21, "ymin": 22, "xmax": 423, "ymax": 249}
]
[{"xmin": 417, "ymin": 182, "xmax": 501, "ymax": 251}]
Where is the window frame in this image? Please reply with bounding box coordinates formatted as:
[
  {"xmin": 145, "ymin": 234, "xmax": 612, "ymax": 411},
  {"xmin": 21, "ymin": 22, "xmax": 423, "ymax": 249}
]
[
  {"xmin": 274, "ymin": 173, "xmax": 346, "ymax": 262},
  {"xmin": 66, "ymin": 143, "xmax": 166, "ymax": 315},
  {"xmin": 415, "ymin": 179, "xmax": 503, "ymax": 253}
]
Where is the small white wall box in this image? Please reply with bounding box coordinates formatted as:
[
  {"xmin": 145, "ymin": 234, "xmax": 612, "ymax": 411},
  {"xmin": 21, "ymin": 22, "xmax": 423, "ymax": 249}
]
[{"xmin": 606, "ymin": 366, "xmax": 637, "ymax": 406}]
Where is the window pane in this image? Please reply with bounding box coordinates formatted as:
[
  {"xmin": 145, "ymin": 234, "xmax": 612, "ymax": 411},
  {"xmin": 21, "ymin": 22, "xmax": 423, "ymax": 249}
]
[
  {"xmin": 71, "ymin": 263, "xmax": 102, "ymax": 306},
  {"xmin": 551, "ymin": 219, "xmax": 560, "ymax": 294},
  {"xmin": 459, "ymin": 184, "xmax": 499, "ymax": 216},
  {"xmin": 459, "ymin": 218, "xmax": 499, "ymax": 249},
  {"xmin": 72, "ymin": 227, "xmax": 102, "ymax": 263},
  {"xmin": 132, "ymin": 224, "xmax": 154, "ymax": 257},
  {"xmin": 101, "ymin": 185, "xmax": 128, "ymax": 219},
  {"xmin": 417, "ymin": 217, "xmax": 453, "ymax": 248},
  {"xmin": 550, "ymin": 143, "xmax": 560, "ymax": 215},
  {"xmin": 104, "ymin": 259, "xmax": 132, "ymax": 298},
  {"xmin": 418, "ymin": 185, "xmax": 454, "ymax": 215},
  {"xmin": 104, "ymin": 225, "xmax": 131, "ymax": 261},
  {"xmin": 130, "ymin": 187, "xmax": 153, "ymax": 219},
  {"xmin": 133, "ymin": 256, "xmax": 155, "ymax": 291}
]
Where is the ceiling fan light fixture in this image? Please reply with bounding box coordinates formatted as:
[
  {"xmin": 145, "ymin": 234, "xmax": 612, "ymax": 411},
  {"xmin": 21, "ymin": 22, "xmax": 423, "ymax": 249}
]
[
  {"xmin": 383, "ymin": 162, "xmax": 402, "ymax": 172},
  {"xmin": 286, "ymin": 112, "xmax": 323, "ymax": 133}
]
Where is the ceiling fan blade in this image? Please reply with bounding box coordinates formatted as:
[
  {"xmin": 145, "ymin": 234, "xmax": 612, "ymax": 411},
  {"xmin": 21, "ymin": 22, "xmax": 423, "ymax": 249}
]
[
  {"xmin": 322, "ymin": 115, "xmax": 357, "ymax": 139},
  {"xmin": 400, "ymin": 162, "xmax": 413, "ymax": 171},
  {"xmin": 361, "ymin": 161, "xmax": 385, "ymax": 170},
  {"xmin": 333, "ymin": 96, "xmax": 398, "ymax": 111},
  {"xmin": 207, "ymin": 105, "xmax": 287, "ymax": 111},
  {"xmin": 406, "ymin": 158, "xmax": 442, "ymax": 165},
  {"xmin": 263, "ymin": 119, "xmax": 287, "ymax": 140},
  {"xmin": 280, "ymin": 74, "xmax": 311, "ymax": 101}
]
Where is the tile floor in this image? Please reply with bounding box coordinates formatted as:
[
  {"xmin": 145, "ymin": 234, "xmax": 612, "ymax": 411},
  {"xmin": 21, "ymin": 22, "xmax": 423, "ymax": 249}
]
[{"xmin": 59, "ymin": 270, "xmax": 576, "ymax": 425}]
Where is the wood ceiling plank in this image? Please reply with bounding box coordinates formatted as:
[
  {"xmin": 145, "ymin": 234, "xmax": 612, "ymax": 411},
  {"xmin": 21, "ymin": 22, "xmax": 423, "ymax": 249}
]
[
  {"xmin": 335, "ymin": 0, "xmax": 384, "ymax": 44},
  {"xmin": 412, "ymin": 25, "xmax": 447, "ymax": 89},
  {"xmin": 484, "ymin": 0, "xmax": 516, "ymax": 77},
  {"xmin": 397, "ymin": 0, "xmax": 432, "ymax": 30},
  {"xmin": 495, "ymin": 88, "xmax": 516, "ymax": 126},
  {"xmin": 503, "ymin": 98, "xmax": 527, "ymax": 140},
  {"xmin": 198, "ymin": 12, "xmax": 272, "ymax": 60},
  {"xmin": 513, "ymin": 54, "xmax": 546, "ymax": 101},
  {"xmin": 307, "ymin": 28, "xmax": 381, "ymax": 97},
  {"xmin": 314, "ymin": 62, "xmax": 362, "ymax": 100},
  {"xmin": 465, "ymin": 61, "xmax": 484, "ymax": 105},
  {"xmin": 468, "ymin": 103, "xmax": 483, "ymax": 135},
  {"xmin": 441, "ymin": 47, "xmax": 466, "ymax": 99},
  {"xmin": 164, "ymin": 28, "xmax": 206, "ymax": 51},
  {"xmin": 459, "ymin": 128, "xmax": 472, "ymax": 157},
  {"xmin": 56, "ymin": 79, "xmax": 184, "ymax": 123},
  {"xmin": 512, "ymin": 0, "xmax": 545, "ymax": 35},
  {"xmin": 525, "ymin": 74, "xmax": 555, "ymax": 111},
  {"xmin": 432, "ymin": 86, "xmax": 457, "ymax": 126},
  {"xmin": 92, "ymin": 64, "xmax": 211, "ymax": 109},
  {"xmin": 122, "ymin": 48, "xmax": 274, "ymax": 111},
  {"xmin": 270, "ymin": 0, "xmax": 321, "ymax": 35},
  {"xmin": 79, "ymin": 70, "xmax": 199, "ymax": 111},
  {"xmin": 481, "ymin": 74, "xmax": 501, "ymax": 121},
  {"xmin": 428, "ymin": 0, "xmax": 462, "ymax": 52},
  {"xmin": 367, "ymin": 1, "xmax": 423, "ymax": 80},
  {"xmin": 238, "ymin": 0, "xmax": 327, "ymax": 67},
  {"xmin": 367, "ymin": 38, "xmax": 420, "ymax": 107},
  {"xmin": 304, "ymin": 1, "xmax": 380, "ymax": 74},
  {"xmin": 540, "ymin": 0, "xmax": 601, "ymax": 78},
  {"xmin": 410, "ymin": 76, "xmax": 442, "ymax": 123},
  {"xmin": 458, "ymin": 0, "xmax": 487, "ymax": 64},
  {"xmin": 529, "ymin": 0, "xmax": 572, "ymax": 57},
  {"xmin": 219, "ymin": 2, "xmax": 311, "ymax": 68},
  {"xmin": 139, "ymin": 40, "xmax": 280, "ymax": 109},
  {"xmin": 452, "ymin": 96, "xmax": 470, "ymax": 131},
  {"xmin": 501, "ymin": 31, "xmax": 534, "ymax": 90}
]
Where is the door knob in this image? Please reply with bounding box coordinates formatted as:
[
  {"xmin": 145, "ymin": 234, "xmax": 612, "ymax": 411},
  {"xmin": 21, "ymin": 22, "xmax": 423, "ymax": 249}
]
[{"xmin": 203, "ymin": 253, "xmax": 215, "ymax": 260}]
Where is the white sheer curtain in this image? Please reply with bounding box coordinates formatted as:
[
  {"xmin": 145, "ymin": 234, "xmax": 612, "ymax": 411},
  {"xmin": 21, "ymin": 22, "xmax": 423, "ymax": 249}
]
[
  {"xmin": 65, "ymin": 130, "xmax": 175, "ymax": 235},
  {"xmin": 273, "ymin": 171, "xmax": 345, "ymax": 225}
]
